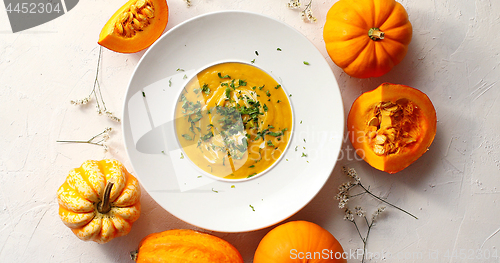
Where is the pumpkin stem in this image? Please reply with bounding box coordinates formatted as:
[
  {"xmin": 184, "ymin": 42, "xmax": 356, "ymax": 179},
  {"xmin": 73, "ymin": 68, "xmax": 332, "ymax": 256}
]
[
  {"xmin": 97, "ymin": 182, "xmax": 114, "ymax": 214},
  {"xmin": 130, "ymin": 249, "xmax": 138, "ymax": 262},
  {"xmin": 368, "ymin": 28, "xmax": 385, "ymax": 41}
]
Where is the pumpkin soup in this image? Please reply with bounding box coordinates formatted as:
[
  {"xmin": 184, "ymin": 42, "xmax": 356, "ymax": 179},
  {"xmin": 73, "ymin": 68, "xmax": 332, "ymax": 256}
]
[{"xmin": 174, "ymin": 62, "xmax": 293, "ymax": 180}]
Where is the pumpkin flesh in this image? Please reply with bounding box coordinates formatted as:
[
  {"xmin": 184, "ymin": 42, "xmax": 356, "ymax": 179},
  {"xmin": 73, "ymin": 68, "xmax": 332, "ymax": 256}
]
[
  {"xmin": 98, "ymin": 0, "xmax": 168, "ymax": 53},
  {"xmin": 323, "ymin": 0, "xmax": 412, "ymax": 78},
  {"xmin": 347, "ymin": 83, "xmax": 437, "ymax": 173}
]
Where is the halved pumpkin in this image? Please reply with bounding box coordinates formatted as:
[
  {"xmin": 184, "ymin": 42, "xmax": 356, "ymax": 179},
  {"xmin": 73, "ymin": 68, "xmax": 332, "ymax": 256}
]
[
  {"xmin": 347, "ymin": 83, "xmax": 436, "ymax": 173},
  {"xmin": 98, "ymin": 0, "xmax": 168, "ymax": 53}
]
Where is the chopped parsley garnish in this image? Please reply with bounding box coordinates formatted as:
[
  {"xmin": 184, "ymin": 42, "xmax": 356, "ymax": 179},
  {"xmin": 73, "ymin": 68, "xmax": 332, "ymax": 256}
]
[
  {"xmin": 302, "ymin": 152, "xmax": 308, "ymax": 157},
  {"xmin": 247, "ymin": 173, "xmax": 257, "ymax": 178},
  {"xmin": 266, "ymin": 90, "xmax": 271, "ymax": 97},
  {"xmin": 202, "ymin": 83, "xmax": 210, "ymax": 94},
  {"xmin": 218, "ymin": 72, "xmax": 231, "ymax": 79},
  {"xmin": 258, "ymin": 85, "xmax": 265, "ymax": 90},
  {"xmin": 277, "ymin": 48, "xmax": 282, "ymax": 51},
  {"xmin": 182, "ymin": 134, "xmax": 193, "ymax": 141},
  {"xmin": 303, "ymin": 61, "xmax": 310, "ymax": 65},
  {"xmin": 249, "ymin": 204, "xmax": 255, "ymax": 211},
  {"xmin": 142, "ymin": 91, "xmax": 146, "ymax": 97},
  {"xmin": 180, "ymin": 152, "xmax": 184, "ymax": 159},
  {"xmin": 183, "ymin": 74, "xmax": 187, "ymax": 79},
  {"xmin": 255, "ymin": 50, "xmax": 259, "ymax": 56},
  {"xmin": 169, "ymin": 78, "xmax": 172, "ymax": 87},
  {"xmin": 274, "ymin": 84, "xmax": 281, "ymax": 89},
  {"xmin": 251, "ymin": 59, "xmax": 255, "ymax": 64},
  {"xmin": 263, "ymin": 104, "xmax": 268, "ymax": 112},
  {"xmin": 177, "ymin": 68, "xmax": 185, "ymax": 71},
  {"xmin": 201, "ymin": 131, "xmax": 213, "ymax": 141},
  {"xmin": 249, "ymin": 165, "xmax": 255, "ymax": 168},
  {"xmin": 267, "ymin": 140, "xmax": 274, "ymax": 147},
  {"xmin": 212, "ymin": 188, "xmax": 218, "ymax": 193}
]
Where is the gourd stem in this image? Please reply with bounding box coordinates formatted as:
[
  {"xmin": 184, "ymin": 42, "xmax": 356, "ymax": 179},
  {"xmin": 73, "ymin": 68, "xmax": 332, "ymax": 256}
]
[
  {"xmin": 368, "ymin": 28, "xmax": 385, "ymax": 41},
  {"xmin": 98, "ymin": 182, "xmax": 114, "ymax": 214}
]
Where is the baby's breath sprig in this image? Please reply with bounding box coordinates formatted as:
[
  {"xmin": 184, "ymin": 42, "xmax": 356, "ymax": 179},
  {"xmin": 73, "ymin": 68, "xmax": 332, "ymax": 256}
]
[
  {"xmin": 57, "ymin": 127, "xmax": 112, "ymax": 152},
  {"xmin": 287, "ymin": 0, "xmax": 317, "ymax": 23},
  {"xmin": 300, "ymin": 0, "xmax": 317, "ymax": 23},
  {"xmin": 70, "ymin": 46, "xmax": 121, "ymax": 123},
  {"xmin": 344, "ymin": 205, "xmax": 386, "ymax": 263},
  {"xmin": 336, "ymin": 166, "xmax": 417, "ymax": 219},
  {"xmin": 337, "ymin": 166, "xmax": 417, "ymax": 263}
]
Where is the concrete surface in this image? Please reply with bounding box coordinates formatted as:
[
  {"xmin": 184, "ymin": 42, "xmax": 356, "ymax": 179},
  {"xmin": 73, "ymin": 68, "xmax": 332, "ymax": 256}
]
[{"xmin": 1, "ymin": 0, "xmax": 499, "ymax": 262}]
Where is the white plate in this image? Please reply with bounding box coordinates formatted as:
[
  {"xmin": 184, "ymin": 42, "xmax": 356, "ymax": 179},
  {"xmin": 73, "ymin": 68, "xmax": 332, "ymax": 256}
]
[{"xmin": 122, "ymin": 10, "xmax": 344, "ymax": 233}]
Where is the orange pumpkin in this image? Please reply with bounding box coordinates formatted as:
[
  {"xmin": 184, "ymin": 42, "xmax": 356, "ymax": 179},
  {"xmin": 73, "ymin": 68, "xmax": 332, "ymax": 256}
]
[
  {"xmin": 254, "ymin": 221, "xmax": 347, "ymax": 263},
  {"xmin": 98, "ymin": 0, "xmax": 169, "ymax": 53},
  {"xmin": 131, "ymin": 229, "xmax": 244, "ymax": 263},
  {"xmin": 347, "ymin": 83, "xmax": 437, "ymax": 173},
  {"xmin": 57, "ymin": 159, "xmax": 141, "ymax": 243},
  {"xmin": 323, "ymin": 0, "xmax": 412, "ymax": 78}
]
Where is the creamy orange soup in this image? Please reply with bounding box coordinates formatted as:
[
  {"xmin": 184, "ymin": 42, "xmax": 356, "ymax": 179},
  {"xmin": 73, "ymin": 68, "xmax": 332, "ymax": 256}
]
[{"xmin": 174, "ymin": 62, "xmax": 293, "ymax": 180}]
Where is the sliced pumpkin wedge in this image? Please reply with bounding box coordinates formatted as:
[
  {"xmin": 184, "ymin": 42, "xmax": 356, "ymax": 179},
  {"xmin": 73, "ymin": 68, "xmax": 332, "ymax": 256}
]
[
  {"xmin": 98, "ymin": 0, "xmax": 168, "ymax": 53},
  {"xmin": 347, "ymin": 83, "xmax": 437, "ymax": 173}
]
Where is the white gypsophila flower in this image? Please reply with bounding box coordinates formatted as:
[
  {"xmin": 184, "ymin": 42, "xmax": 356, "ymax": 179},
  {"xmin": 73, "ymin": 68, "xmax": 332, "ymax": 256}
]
[
  {"xmin": 343, "ymin": 166, "xmax": 360, "ymax": 182},
  {"xmin": 338, "ymin": 194, "xmax": 349, "ymax": 209},
  {"xmin": 338, "ymin": 181, "xmax": 353, "ymax": 193},
  {"xmin": 287, "ymin": 0, "xmax": 301, "ymax": 9},
  {"xmin": 96, "ymin": 105, "xmax": 103, "ymax": 115},
  {"xmin": 372, "ymin": 206, "xmax": 386, "ymax": 221},
  {"xmin": 300, "ymin": 9, "xmax": 317, "ymax": 23},
  {"xmin": 105, "ymin": 111, "xmax": 121, "ymax": 123},
  {"xmin": 355, "ymin": 206, "xmax": 365, "ymax": 217},
  {"xmin": 344, "ymin": 209, "xmax": 355, "ymax": 222}
]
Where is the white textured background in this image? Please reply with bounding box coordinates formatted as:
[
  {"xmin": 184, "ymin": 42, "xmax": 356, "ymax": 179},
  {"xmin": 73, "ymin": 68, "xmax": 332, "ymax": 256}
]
[{"xmin": 1, "ymin": 0, "xmax": 499, "ymax": 262}]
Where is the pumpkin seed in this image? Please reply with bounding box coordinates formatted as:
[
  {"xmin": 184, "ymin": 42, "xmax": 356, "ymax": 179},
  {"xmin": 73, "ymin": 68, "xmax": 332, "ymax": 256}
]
[
  {"xmin": 368, "ymin": 116, "xmax": 379, "ymax": 127},
  {"xmin": 374, "ymin": 134, "xmax": 387, "ymax": 145},
  {"xmin": 373, "ymin": 144, "xmax": 386, "ymax": 155}
]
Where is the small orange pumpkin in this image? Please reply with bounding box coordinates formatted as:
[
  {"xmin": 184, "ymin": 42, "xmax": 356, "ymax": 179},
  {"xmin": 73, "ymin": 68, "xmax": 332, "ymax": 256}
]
[
  {"xmin": 254, "ymin": 221, "xmax": 347, "ymax": 263},
  {"xmin": 131, "ymin": 229, "xmax": 244, "ymax": 263},
  {"xmin": 347, "ymin": 83, "xmax": 437, "ymax": 173},
  {"xmin": 98, "ymin": 0, "xmax": 169, "ymax": 53},
  {"xmin": 323, "ymin": 0, "xmax": 412, "ymax": 78},
  {"xmin": 57, "ymin": 159, "xmax": 141, "ymax": 243}
]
